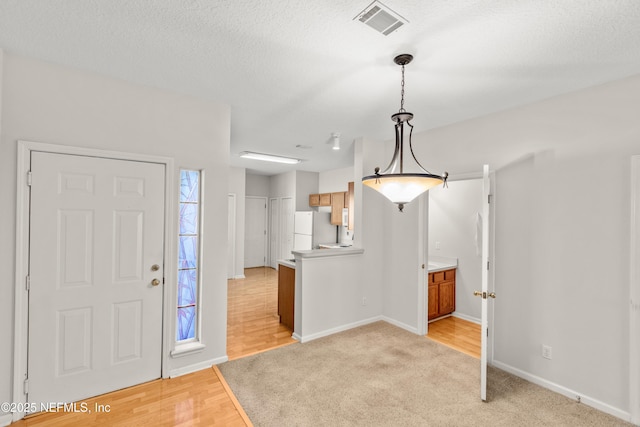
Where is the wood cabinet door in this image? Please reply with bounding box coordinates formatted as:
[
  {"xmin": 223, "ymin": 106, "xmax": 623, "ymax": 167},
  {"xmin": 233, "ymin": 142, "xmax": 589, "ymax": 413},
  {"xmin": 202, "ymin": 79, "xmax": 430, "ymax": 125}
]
[
  {"xmin": 278, "ymin": 265, "xmax": 295, "ymax": 330},
  {"xmin": 330, "ymin": 191, "xmax": 346, "ymax": 225},
  {"xmin": 309, "ymin": 194, "xmax": 320, "ymax": 206},
  {"xmin": 438, "ymin": 280, "xmax": 456, "ymax": 315},
  {"xmin": 347, "ymin": 181, "xmax": 354, "ymax": 230},
  {"xmin": 319, "ymin": 193, "xmax": 331, "ymax": 206},
  {"xmin": 428, "ymin": 284, "xmax": 439, "ymax": 320}
]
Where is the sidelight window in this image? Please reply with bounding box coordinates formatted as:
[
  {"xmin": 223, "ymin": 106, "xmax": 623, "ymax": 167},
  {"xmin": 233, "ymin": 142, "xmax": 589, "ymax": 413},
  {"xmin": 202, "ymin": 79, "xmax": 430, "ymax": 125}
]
[{"xmin": 177, "ymin": 169, "xmax": 200, "ymax": 341}]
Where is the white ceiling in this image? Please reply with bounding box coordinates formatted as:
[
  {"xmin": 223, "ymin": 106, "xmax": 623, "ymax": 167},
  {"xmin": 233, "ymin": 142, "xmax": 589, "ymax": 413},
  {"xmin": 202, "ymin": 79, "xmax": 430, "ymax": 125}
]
[{"xmin": 1, "ymin": 0, "xmax": 640, "ymax": 175}]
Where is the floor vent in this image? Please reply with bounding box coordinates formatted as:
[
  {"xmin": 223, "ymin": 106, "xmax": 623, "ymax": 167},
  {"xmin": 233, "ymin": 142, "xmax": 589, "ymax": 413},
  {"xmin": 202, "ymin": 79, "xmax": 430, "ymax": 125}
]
[{"xmin": 354, "ymin": 1, "xmax": 408, "ymax": 36}]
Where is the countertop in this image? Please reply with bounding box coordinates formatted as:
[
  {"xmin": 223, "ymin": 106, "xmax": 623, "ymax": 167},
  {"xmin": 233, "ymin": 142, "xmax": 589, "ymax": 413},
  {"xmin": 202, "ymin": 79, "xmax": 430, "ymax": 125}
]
[
  {"xmin": 427, "ymin": 256, "xmax": 458, "ymax": 272},
  {"xmin": 292, "ymin": 246, "xmax": 364, "ymax": 259},
  {"xmin": 278, "ymin": 259, "xmax": 296, "ymax": 269}
]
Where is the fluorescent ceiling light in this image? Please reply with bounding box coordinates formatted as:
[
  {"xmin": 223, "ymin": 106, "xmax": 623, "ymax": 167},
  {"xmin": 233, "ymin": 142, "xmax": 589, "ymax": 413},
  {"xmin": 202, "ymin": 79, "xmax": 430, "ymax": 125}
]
[{"xmin": 239, "ymin": 151, "xmax": 300, "ymax": 164}]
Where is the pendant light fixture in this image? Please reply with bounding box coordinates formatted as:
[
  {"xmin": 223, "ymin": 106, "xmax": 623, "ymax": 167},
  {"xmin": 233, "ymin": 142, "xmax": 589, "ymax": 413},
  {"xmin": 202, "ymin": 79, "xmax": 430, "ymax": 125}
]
[{"xmin": 362, "ymin": 54, "xmax": 447, "ymax": 212}]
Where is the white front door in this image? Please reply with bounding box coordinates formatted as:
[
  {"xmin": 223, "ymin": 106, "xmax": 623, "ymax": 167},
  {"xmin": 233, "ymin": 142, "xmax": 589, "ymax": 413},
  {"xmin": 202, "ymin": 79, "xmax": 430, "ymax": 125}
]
[{"xmin": 28, "ymin": 152, "xmax": 165, "ymax": 407}]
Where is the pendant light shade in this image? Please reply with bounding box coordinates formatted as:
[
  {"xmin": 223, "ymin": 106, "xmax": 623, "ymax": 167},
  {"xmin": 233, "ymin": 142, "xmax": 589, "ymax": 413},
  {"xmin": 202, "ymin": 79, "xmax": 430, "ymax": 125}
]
[
  {"xmin": 362, "ymin": 54, "xmax": 447, "ymax": 212},
  {"xmin": 362, "ymin": 173, "xmax": 444, "ymax": 205}
]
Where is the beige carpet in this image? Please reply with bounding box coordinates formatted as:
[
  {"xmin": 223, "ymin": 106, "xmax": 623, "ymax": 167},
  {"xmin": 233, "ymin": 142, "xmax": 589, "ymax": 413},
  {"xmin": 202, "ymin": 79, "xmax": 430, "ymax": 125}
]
[{"xmin": 218, "ymin": 321, "xmax": 630, "ymax": 426}]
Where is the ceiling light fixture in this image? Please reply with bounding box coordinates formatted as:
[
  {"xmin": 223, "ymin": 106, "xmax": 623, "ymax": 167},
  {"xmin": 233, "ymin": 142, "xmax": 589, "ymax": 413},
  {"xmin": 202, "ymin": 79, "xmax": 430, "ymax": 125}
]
[
  {"xmin": 332, "ymin": 132, "xmax": 341, "ymax": 150},
  {"xmin": 362, "ymin": 54, "xmax": 448, "ymax": 212},
  {"xmin": 239, "ymin": 151, "xmax": 301, "ymax": 164}
]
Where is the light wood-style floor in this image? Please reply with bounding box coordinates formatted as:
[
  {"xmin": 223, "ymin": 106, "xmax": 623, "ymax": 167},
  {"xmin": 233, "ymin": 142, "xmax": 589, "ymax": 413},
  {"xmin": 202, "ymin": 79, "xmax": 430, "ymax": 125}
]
[
  {"xmin": 14, "ymin": 267, "xmax": 479, "ymax": 426},
  {"xmin": 227, "ymin": 267, "xmax": 297, "ymax": 360},
  {"xmin": 426, "ymin": 316, "xmax": 482, "ymax": 359}
]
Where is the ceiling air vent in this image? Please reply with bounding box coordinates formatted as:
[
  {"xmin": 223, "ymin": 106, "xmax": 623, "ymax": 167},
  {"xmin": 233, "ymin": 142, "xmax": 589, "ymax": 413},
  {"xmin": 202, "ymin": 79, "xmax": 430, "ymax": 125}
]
[{"xmin": 354, "ymin": 1, "xmax": 408, "ymax": 36}]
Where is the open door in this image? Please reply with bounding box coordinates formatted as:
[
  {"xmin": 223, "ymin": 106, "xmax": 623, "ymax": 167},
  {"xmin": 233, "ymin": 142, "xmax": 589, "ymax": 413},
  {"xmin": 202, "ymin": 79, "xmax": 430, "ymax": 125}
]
[{"xmin": 476, "ymin": 164, "xmax": 494, "ymax": 401}]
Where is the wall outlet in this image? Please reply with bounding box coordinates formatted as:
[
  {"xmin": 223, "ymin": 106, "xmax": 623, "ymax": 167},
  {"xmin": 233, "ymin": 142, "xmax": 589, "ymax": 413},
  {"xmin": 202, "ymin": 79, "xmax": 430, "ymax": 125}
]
[
  {"xmin": 435, "ymin": 241, "xmax": 441, "ymax": 250},
  {"xmin": 362, "ymin": 297, "xmax": 367, "ymax": 306},
  {"xmin": 542, "ymin": 344, "xmax": 552, "ymax": 360}
]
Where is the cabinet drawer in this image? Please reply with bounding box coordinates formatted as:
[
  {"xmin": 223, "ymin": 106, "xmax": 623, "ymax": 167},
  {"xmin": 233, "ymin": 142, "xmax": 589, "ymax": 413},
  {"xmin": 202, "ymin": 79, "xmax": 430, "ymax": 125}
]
[
  {"xmin": 444, "ymin": 269, "xmax": 455, "ymax": 281},
  {"xmin": 432, "ymin": 271, "xmax": 445, "ymax": 283}
]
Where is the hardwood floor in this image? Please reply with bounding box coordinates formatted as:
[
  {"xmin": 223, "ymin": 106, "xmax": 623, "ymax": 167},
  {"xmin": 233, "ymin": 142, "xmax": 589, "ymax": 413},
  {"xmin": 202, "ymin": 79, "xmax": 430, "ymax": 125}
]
[
  {"xmin": 12, "ymin": 366, "xmax": 249, "ymax": 426},
  {"xmin": 227, "ymin": 267, "xmax": 297, "ymax": 360},
  {"xmin": 426, "ymin": 316, "xmax": 481, "ymax": 359}
]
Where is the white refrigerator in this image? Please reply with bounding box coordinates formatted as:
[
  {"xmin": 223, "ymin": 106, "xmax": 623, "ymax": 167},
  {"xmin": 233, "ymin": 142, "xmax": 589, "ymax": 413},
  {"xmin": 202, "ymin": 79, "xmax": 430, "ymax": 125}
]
[{"xmin": 293, "ymin": 211, "xmax": 335, "ymax": 250}]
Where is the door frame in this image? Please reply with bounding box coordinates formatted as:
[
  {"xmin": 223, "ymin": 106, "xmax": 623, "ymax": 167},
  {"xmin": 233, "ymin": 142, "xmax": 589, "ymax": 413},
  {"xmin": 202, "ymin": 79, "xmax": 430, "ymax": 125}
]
[
  {"xmin": 228, "ymin": 193, "xmax": 236, "ymax": 279},
  {"xmin": 630, "ymin": 155, "xmax": 640, "ymax": 424},
  {"xmin": 13, "ymin": 140, "xmax": 175, "ymax": 422},
  {"xmin": 269, "ymin": 197, "xmax": 279, "ymax": 269},
  {"xmin": 419, "ymin": 168, "xmax": 496, "ymax": 366}
]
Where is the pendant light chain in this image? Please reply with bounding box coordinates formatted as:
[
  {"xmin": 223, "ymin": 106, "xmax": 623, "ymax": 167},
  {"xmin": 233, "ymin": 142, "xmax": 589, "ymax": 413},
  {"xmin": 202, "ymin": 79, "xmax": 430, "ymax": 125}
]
[{"xmin": 399, "ymin": 63, "xmax": 406, "ymax": 113}]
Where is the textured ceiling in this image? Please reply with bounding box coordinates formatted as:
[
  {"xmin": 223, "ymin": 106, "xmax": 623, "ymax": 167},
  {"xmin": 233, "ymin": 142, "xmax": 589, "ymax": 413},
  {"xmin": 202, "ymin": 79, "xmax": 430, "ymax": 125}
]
[{"xmin": 1, "ymin": 0, "xmax": 640, "ymax": 175}]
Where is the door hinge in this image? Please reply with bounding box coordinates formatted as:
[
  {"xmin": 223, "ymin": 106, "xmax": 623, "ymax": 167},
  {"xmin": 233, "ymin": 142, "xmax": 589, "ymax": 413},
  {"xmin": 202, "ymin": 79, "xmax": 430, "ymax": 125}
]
[
  {"xmin": 487, "ymin": 261, "xmax": 490, "ymax": 270},
  {"xmin": 24, "ymin": 378, "xmax": 29, "ymax": 395},
  {"xmin": 26, "ymin": 275, "xmax": 30, "ymax": 291},
  {"xmin": 488, "ymin": 194, "xmax": 492, "ymax": 204},
  {"xmin": 27, "ymin": 171, "xmax": 33, "ymax": 186}
]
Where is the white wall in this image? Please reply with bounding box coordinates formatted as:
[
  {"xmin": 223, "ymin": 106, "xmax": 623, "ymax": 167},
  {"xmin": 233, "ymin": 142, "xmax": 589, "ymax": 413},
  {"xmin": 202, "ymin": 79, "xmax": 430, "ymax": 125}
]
[
  {"xmin": 429, "ymin": 179, "xmax": 483, "ymax": 321},
  {"xmin": 269, "ymin": 170, "xmax": 296, "ymax": 199},
  {"xmin": 246, "ymin": 173, "xmax": 270, "ymax": 197},
  {"xmin": 0, "ymin": 52, "xmax": 230, "ymax": 415},
  {"xmin": 295, "ymin": 170, "xmax": 319, "ymax": 211},
  {"xmin": 318, "ymin": 166, "xmax": 353, "ymax": 193},
  {"xmin": 399, "ymin": 74, "xmax": 640, "ymax": 417},
  {"xmin": 228, "ymin": 167, "xmax": 246, "ymax": 278}
]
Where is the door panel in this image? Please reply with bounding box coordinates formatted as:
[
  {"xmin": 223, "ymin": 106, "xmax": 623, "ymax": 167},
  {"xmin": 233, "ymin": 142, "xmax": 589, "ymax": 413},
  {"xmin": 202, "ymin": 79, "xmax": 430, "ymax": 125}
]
[
  {"xmin": 269, "ymin": 198, "xmax": 279, "ymax": 268},
  {"xmin": 480, "ymin": 164, "xmax": 491, "ymax": 401},
  {"xmin": 28, "ymin": 152, "xmax": 165, "ymax": 407},
  {"xmin": 245, "ymin": 197, "xmax": 267, "ymax": 268},
  {"xmin": 280, "ymin": 197, "xmax": 294, "ymax": 259}
]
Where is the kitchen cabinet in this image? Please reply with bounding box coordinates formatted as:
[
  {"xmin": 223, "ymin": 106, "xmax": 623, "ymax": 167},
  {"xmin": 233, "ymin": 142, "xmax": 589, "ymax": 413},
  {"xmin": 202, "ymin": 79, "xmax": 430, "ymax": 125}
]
[
  {"xmin": 347, "ymin": 181, "xmax": 354, "ymax": 230},
  {"xmin": 278, "ymin": 264, "xmax": 295, "ymax": 330},
  {"xmin": 330, "ymin": 192, "xmax": 346, "ymax": 225},
  {"xmin": 309, "ymin": 193, "xmax": 331, "ymax": 207},
  {"xmin": 428, "ymin": 268, "xmax": 456, "ymax": 320}
]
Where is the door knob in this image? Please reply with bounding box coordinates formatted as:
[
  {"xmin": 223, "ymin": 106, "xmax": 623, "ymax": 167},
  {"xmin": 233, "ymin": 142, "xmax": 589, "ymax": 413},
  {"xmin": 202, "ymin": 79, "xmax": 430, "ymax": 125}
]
[
  {"xmin": 474, "ymin": 291, "xmax": 483, "ymax": 297},
  {"xmin": 151, "ymin": 278, "xmax": 160, "ymax": 286},
  {"xmin": 488, "ymin": 292, "xmax": 496, "ymax": 299},
  {"xmin": 151, "ymin": 264, "xmax": 160, "ymax": 272}
]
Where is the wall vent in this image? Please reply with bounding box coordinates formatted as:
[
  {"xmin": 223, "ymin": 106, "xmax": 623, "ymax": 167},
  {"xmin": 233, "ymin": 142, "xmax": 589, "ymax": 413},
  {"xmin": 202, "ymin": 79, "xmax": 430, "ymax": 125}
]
[{"xmin": 354, "ymin": 1, "xmax": 408, "ymax": 36}]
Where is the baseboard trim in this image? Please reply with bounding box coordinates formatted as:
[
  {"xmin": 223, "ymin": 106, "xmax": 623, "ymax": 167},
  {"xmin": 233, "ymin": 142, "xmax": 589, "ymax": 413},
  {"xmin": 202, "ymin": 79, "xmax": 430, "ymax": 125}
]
[
  {"xmin": 492, "ymin": 360, "xmax": 631, "ymax": 423},
  {"xmin": 380, "ymin": 316, "xmax": 419, "ymax": 334},
  {"xmin": 1, "ymin": 413, "xmax": 12, "ymax": 427},
  {"xmin": 297, "ymin": 316, "xmax": 383, "ymax": 343},
  {"xmin": 230, "ymin": 274, "xmax": 245, "ymax": 280},
  {"xmin": 169, "ymin": 356, "xmax": 228, "ymax": 378},
  {"xmin": 452, "ymin": 312, "xmax": 481, "ymax": 324}
]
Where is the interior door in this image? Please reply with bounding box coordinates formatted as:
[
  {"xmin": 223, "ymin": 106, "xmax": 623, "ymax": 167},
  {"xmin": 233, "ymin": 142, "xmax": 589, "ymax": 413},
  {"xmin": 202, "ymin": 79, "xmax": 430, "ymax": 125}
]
[
  {"xmin": 280, "ymin": 197, "xmax": 294, "ymax": 259},
  {"xmin": 478, "ymin": 164, "xmax": 494, "ymax": 401},
  {"xmin": 28, "ymin": 151, "xmax": 164, "ymax": 407},
  {"xmin": 245, "ymin": 197, "xmax": 267, "ymax": 268},
  {"xmin": 269, "ymin": 198, "xmax": 279, "ymax": 268}
]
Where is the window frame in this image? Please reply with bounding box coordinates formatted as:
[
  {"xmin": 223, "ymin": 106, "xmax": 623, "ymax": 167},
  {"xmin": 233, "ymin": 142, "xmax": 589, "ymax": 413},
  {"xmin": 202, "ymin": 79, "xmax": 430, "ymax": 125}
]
[{"xmin": 172, "ymin": 169, "xmax": 205, "ymax": 357}]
